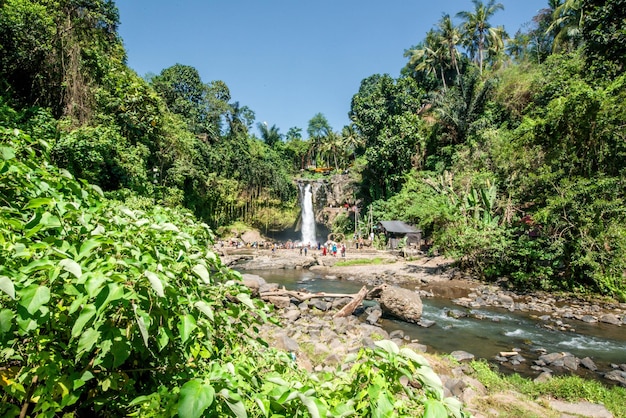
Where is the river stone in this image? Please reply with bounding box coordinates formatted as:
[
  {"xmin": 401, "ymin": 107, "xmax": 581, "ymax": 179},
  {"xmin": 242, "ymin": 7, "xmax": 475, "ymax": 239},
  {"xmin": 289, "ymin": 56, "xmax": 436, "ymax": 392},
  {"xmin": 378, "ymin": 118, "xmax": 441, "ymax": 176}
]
[
  {"xmin": 580, "ymin": 315, "xmax": 598, "ymax": 323},
  {"xmin": 534, "ymin": 371, "xmax": 553, "ymax": 383},
  {"xmin": 562, "ymin": 354, "xmax": 579, "ymax": 371},
  {"xmin": 451, "ymin": 350, "xmax": 475, "ymax": 362},
  {"xmin": 308, "ymin": 299, "xmax": 329, "ymax": 311},
  {"xmin": 599, "ymin": 313, "xmax": 621, "ymax": 325},
  {"xmin": 604, "ymin": 370, "xmax": 626, "ymax": 386},
  {"xmin": 282, "ymin": 309, "xmax": 301, "ymax": 323},
  {"xmin": 447, "ymin": 309, "xmax": 468, "ymax": 319},
  {"xmin": 580, "ymin": 357, "xmax": 598, "ymax": 371},
  {"xmin": 374, "ymin": 285, "xmax": 423, "ymax": 324},
  {"xmin": 365, "ymin": 307, "xmax": 383, "ymax": 325},
  {"xmin": 498, "ymin": 294, "xmax": 514, "ymax": 308},
  {"xmin": 417, "ymin": 319, "xmax": 436, "ymax": 328},
  {"xmin": 389, "ymin": 329, "xmax": 405, "ymax": 340},
  {"xmin": 548, "ymin": 400, "xmax": 613, "ymax": 418},
  {"xmin": 538, "ymin": 352, "xmax": 565, "ymax": 365},
  {"xmin": 275, "ymin": 333, "xmax": 299, "ymax": 352},
  {"xmin": 266, "ymin": 296, "xmax": 291, "ymax": 309}
]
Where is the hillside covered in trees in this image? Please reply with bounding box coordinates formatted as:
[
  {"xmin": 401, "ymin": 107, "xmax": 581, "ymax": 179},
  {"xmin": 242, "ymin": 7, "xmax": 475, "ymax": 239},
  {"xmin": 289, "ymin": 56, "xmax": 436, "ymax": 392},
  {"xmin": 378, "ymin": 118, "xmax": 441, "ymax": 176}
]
[
  {"xmin": 2, "ymin": 1, "xmax": 626, "ymax": 301},
  {"xmin": 2, "ymin": 1, "xmax": 625, "ymax": 297}
]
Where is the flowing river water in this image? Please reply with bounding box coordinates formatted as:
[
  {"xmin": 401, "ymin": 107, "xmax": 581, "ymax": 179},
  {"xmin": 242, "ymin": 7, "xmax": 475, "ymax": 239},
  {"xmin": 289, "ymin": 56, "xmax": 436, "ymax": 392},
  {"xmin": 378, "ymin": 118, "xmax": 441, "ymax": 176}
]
[{"xmin": 242, "ymin": 268, "xmax": 626, "ymax": 380}]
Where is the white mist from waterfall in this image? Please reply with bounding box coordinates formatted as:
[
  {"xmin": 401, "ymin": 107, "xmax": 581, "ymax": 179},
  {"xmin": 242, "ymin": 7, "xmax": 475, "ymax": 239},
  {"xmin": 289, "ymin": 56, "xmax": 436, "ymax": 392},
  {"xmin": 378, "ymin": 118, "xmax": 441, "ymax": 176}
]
[{"xmin": 300, "ymin": 184, "xmax": 317, "ymax": 246}]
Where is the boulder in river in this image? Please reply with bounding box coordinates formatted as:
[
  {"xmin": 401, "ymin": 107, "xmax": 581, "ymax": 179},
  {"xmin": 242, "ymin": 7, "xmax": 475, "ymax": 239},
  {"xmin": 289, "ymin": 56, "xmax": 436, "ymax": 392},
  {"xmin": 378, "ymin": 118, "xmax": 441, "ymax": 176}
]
[{"xmin": 368, "ymin": 284, "xmax": 423, "ymax": 324}]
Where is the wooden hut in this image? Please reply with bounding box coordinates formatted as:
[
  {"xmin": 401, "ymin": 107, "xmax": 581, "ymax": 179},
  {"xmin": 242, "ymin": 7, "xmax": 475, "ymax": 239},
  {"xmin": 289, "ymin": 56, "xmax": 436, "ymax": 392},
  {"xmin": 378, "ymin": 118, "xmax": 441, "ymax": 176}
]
[{"xmin": 377, "ymin": 221, "xmax": 422, "ymax": 250}]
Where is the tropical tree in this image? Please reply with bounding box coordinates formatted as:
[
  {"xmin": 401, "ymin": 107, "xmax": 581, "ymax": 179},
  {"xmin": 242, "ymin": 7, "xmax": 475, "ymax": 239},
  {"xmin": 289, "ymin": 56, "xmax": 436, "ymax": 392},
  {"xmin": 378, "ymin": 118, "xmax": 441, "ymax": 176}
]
[
  {"xmin": 437, "ymin": 13, "xmax": 462, "ymax": 77},
  {"xmin": 405, "ymin": 29, "xmax": 449, "ymax": 89},
  {"xmin": 547, "ymin": 0, "xmax": 583, "ymax": 53},
  {"xmin": 582, "ymin": 0, "xmax": 626, "ymax": 77},
  {"xmin": 456, "ymin": 0, "xmax": 505, "ymax": 74},
  {"xmin": 151, "ymin": 64, "xmax": 228, "ymax": 139},
  {"xmin": 306, "ymin": 112, "xmax": 332, "ymax": 167},
  {"xmin": 257, "ymin": 121, "xmax": 282, "ymax": 147},
  {"xmin": 341, "ymin": 124, "xmax": 365, "ymax": 161}
]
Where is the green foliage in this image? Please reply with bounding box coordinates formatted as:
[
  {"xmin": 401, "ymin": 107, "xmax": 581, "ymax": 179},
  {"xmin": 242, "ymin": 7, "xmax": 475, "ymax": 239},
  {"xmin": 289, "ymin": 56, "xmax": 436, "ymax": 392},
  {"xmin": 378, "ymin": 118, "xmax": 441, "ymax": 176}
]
[
  {"xmin": 0, "ymin": 133, "xmax": 271, "ymax": 416},
  {"xmin": 1, "ymin": 125, "xmax": 468, "ymax": 417}
]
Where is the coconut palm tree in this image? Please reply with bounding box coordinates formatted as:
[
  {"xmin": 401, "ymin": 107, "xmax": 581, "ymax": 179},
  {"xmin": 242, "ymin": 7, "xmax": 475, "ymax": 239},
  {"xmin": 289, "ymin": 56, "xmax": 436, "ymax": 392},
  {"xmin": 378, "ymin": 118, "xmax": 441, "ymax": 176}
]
[
  {"xmin": 341, "ymin": 124, "xmax": 365, "ymax": 162},
  {"xmin": 257, "ymin": 121, "xmax": 282, "ymax": 147},
  {"xmin": 437, "ymin": 13, "xmax": 462, "ymax": 77},
  {"xmin": 457, "ymin": 0, "xmax": 504, "ymax": 74},
  {"xmin": 547, "ymin": 0, "xmax": 583, "ymax": 52},
  {"xmin": 405, "ymin": 29, "xmax": 449, "ymax": 89}
]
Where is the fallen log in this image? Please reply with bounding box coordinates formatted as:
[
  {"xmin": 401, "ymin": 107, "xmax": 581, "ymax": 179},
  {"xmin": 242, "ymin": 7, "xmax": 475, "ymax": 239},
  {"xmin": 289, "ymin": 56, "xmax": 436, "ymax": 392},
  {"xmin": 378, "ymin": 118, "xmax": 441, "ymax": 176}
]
[
  {"xmin": 260, "ymin": 287, "xmax": 365, "ymax": 302},
  {"xmin": 334, "ymin": 286, "xmax": 368, "ymax": 318},
  {"xmin": 260, "ymin": 285, "xmax": 369, "ymax": 318}
]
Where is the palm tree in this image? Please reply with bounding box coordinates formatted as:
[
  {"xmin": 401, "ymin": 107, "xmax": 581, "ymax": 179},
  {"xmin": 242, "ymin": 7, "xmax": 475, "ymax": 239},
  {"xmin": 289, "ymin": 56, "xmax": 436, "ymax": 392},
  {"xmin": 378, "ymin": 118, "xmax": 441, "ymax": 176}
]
[
  {"xmin": 486, "ymin": 25, "xmax": 509, "ymax": 70},
  {"xmin": 341, "ymin": 124, "xmax": 365, "ymax": 162},
  {"xmin": 437, "ymin": 13, "xmax": 462, "ymax": 77},
  {"xmin": 405, "ymin": 29, "xmax": 449, "ymax": 89},
  {"xmin": 506, "ymin": 30, "xmax": 530, "ymax": 62},
  {"xmin": 547, "ymin": 0, "xmax": 583, "ymax": 52},
  {"xmin": 457, "ymin": 0, "xmax": 504, "ymax": 74},
  {"xmin": 257, "ymin": 121, "xmax": 282, "ymax": 147}
]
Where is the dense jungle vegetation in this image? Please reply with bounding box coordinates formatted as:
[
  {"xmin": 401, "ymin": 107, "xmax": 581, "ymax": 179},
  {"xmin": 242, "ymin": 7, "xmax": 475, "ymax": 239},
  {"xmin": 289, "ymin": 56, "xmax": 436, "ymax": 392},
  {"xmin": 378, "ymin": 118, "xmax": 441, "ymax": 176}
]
[{"xmin": 1, "ymin": 0, "xmax": 626, "ymax": 416}]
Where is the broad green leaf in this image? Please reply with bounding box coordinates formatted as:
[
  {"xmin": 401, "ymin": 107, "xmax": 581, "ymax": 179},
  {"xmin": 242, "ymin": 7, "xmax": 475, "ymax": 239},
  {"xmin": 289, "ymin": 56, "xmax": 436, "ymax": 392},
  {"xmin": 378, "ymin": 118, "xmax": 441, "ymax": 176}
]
[
  {"xmin": 177, "ymin": 314, "xmax": 197, "ymax": 344},
  {"xmin": 95, "ymin": 283, "xmax": 125, "ymax": 314},
  {"xmin": 144, "ymin": 271, "xmax": 164, "ymax": 297},
  {"xmin": 133, "ymin": 305, "xmax": 150, "ymax": 347},
  {"xmin": 77, "ymin": 327, "xmax": 100, "ymax": 355},
  {"xmin": 194, "ymin": 301, "xmax": 214, "ymax": 321},
  {"xmin": 59, "ymin": 259, "xmax": 82, "ymax": 279},
  {"xmin": 18, "ymin": 285, "xmax": 50, "ymax": 315},
  {"xmin": 85, "ymin": 275, "xmax": 106, "ymax": 298},
  {"xmin": 24, "ymin": 197, "xmax": 53, "ymax": 209},
  {"xmin": 219, "ymin": 389, "xmax": 247, "ymax": 418},
  {"xmin": 0, "ymin": 309, "xmax": 13, "ymax": 334},
  {"xmin": 162, "ymin": 222, "xmax": 179, "ymax": 232},
  {"xmin": 415, "ymin": 366, "xmax": 444, "ymax": 399},
  {"xmin": 371, "ymin": 389, "xmax": 394, "ymax": 418},
  {"xmin": 443, "ymin": 396, "xmax": 464, "ymax": 418},
  {"xmin": 111, "ymin": 339, "xmax": 131, "ymax": 368},
  {"xmin": 297, "ymin": 393, "xmax": 322, "ymax": 418},
  {"xmin": 399, "ymin": 347, "xmax": 430, "ymax": 366},
  {"xmin": 77, "ymin": 239, "xmax": 101, "ymax": 261},
  {"xmin": 0, "ymin": 276, "xmax": 15, "ymax": 299},
  {"xmin": 423, "ymin": 399, "xmax": 448, "ymax": 418},
  {"xmin": 374, "ymin": 339, "xmax": 399, "ymax": 355},
  {"xmin": 157, "ymin": 327, "xmax": 170, "ymax": 351},
  {"xmin": 71, "ymin": 304, "xmax": 96, "ymax": 338},
  {"xmin": 235, "ymin": 293, "xmax": 255, "ymax": 310},
  {"xmin": 0, "ymin": 146, "xmax": 16, "ymax": 160},
  {"xmin": 192, "ymin": 264, "xmax": 210, "ymax": 284},
  {"xmin": 178, "ymin": 379, "xmax": 215, "ymax": 418},
  {"xmin": 20, "ymin": 259, "xmax": 54, "ymax": 274}
]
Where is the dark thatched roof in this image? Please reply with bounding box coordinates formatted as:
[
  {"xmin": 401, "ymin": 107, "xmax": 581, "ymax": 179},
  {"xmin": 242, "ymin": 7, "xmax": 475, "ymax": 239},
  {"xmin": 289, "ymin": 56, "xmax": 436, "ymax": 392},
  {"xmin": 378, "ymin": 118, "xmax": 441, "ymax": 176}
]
[{"xmin": 378, "ymin": 221, "xmax": 420, "ymax": 234}]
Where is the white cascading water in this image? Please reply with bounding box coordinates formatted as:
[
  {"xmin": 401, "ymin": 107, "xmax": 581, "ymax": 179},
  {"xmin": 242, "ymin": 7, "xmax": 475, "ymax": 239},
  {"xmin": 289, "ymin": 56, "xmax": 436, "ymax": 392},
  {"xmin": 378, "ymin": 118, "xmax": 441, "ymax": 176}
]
[{"xmin": 300, "ymin": 183, "xmax": 317, "ymax": 246}]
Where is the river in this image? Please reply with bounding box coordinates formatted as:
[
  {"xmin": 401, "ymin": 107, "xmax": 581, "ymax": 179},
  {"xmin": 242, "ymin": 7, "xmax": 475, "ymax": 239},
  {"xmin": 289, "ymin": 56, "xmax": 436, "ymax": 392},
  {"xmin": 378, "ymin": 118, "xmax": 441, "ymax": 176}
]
[{"xmin": 241, "ymin": 268, "xmax": 626, "ymax": 380}]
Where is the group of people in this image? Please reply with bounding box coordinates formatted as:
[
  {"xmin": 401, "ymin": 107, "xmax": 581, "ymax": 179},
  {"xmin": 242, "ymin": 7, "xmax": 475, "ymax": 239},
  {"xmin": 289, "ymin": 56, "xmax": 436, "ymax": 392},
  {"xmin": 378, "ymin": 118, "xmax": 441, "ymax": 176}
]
[{"xmin": 321, "ymin": 242, "xmax": 346, "ymax": 257}]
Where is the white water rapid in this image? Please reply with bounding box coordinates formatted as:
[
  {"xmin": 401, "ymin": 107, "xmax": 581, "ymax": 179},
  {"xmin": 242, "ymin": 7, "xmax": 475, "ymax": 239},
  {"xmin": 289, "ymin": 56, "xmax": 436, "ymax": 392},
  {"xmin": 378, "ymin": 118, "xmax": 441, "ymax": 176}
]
[{"xmin": 300, "ymin": 183, "xmax": 317, "ymax": 246}]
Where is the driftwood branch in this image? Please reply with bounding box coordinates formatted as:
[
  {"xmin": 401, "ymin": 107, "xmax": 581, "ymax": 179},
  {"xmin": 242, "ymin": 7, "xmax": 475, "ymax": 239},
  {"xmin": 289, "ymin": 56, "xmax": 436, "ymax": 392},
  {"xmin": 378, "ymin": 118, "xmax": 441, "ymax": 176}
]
[
  {"xmin": 260, "ymin": 285, "xmax": 369, "ymax": 317},
  {"xmin": 260, "ymin": 288, "xmax": 363, "ymax": 302},
  {"xmin": 334, "ymin": 286, "xmax": 368, "ymax": 318}
]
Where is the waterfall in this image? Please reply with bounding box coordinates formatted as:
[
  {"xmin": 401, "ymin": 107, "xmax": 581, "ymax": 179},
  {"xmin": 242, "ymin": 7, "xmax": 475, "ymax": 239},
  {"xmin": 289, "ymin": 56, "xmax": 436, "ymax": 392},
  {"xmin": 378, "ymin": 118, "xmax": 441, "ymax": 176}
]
[{"xmin": 300, "ymin": 183, "xmax": 317, "ymax": 246}]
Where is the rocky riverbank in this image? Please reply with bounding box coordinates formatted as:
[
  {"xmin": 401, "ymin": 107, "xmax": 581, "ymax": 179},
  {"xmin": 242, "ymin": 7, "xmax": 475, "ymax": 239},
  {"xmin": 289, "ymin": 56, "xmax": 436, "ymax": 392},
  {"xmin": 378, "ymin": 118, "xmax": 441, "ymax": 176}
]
[{"xmin": 242, "ymin": 271, "xmax": 618, "ymax": 418}]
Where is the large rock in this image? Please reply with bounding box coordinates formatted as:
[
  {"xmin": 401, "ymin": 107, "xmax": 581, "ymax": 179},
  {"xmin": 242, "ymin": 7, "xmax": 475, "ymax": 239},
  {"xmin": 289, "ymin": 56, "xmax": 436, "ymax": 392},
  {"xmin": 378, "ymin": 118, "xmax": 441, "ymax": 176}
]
[{"xmin": 370, "ymin": 285, "xmax": 423, "ymax": 324}]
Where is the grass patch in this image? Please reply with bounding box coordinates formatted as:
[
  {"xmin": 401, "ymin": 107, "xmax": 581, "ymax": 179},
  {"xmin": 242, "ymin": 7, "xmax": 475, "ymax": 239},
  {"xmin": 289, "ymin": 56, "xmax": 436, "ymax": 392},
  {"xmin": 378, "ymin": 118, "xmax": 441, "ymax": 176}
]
[
  {"xmin": 470, "ymin": 360, "xmax": 626, "ymax": 417},
  {"xmin": 334, "ymin": 257, "xmax": 394, "ymax": 267}
]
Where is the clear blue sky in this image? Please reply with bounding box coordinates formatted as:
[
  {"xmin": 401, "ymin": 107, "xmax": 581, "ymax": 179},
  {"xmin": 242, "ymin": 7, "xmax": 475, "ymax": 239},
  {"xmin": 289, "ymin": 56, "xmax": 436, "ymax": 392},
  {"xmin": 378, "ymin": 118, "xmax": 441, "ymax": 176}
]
[{"xmin": 116, "ymin": 0, "xmax": 549, "ymax": 137}]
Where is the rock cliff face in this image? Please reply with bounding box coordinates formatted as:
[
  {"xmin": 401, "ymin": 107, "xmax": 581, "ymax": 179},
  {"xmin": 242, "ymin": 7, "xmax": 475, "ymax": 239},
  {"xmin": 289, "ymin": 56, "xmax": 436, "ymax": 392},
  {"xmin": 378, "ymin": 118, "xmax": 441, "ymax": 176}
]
[{"xmin": 298, "ymin": 173, "xmax": 359, "ymax": 233}]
